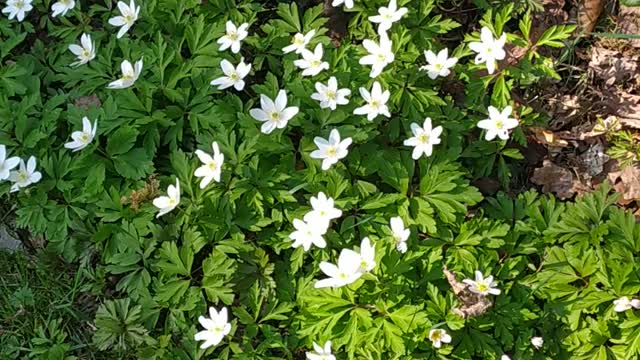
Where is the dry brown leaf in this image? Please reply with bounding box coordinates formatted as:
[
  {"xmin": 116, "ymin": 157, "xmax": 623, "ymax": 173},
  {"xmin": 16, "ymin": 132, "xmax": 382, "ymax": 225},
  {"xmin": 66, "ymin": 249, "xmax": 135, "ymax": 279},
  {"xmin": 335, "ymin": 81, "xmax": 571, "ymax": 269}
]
[
  {"xmin": 443, "ymin": 267, "xmax": 492, "ymax": 318},
  {"xmin": 531, "ymin": 160, "xmax": 578, "ymax": 199},
  {"xmin": 598, "ymin": 89, "xmax": 640, "ymax": 129},
  {"xmin": 618, "ymin": 5, "xmax": 640, "ymax": 49},
  {"xmin": 578, "ymin": 0, "xmax": 605, "ymax": 34},
  {"xmin": 528, "ymin": 127, "xmax": 570, "ymax": 148},
  {"xmin": 74, "ymin": 94, "xmax": 101, "ymax": 109},
  {"xmin": 588, "ymin": 47, "xmax": 639, "ymax": 86},
  {"xmin": 608, "ymin": 163, "xmax": 640, "ymax": 204}
]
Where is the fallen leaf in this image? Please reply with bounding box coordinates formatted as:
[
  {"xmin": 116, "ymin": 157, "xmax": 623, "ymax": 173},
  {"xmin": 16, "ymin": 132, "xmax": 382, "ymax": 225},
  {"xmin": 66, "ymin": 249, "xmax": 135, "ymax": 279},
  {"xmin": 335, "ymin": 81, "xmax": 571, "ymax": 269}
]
[
  {"xmin": 528, "ymin": 127, "xmax": 570, "ymax": 147},
  {"xmin": 578, "ymin": 0, "xmax": 605, "ymax": 34},
  {"xmin": 443, "ymin": 267, "xmax": 492, "ymax": 318},
  {"xmin": 531, "ymin": 160, "xmax": 577, "ymax": 199},
  {"xmin": 608, "ymin": 162, "xmax": 640, "ymax": 204},
  {"xmin": 618, "ymin": 5, "xmax": 640, "ymax": 48},
  {"xmin": 74, "ymin": 94, "xmax": 102, "ymax": 110}
]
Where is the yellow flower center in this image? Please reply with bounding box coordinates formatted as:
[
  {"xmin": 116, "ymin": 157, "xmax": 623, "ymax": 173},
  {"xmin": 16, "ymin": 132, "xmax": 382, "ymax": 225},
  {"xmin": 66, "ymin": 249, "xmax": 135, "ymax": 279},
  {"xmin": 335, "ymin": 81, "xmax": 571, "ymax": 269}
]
[
  {"xmin": 370, "ymin": 100, "xmax": 379, "ymax": 108},
  {"xmin": 293, "ymin": 35, "xmax": 304, "ymax": 45},
  {"xmin": 477, "ymin": 282, "xmax": 489, "ymax": 293},
  {"xmin": 312, "ymin": 60, "xmax": 321, "ymax": 67},
  {"xmin": 360, "ymin": 260, "xmax": 367, "ymax": 268},
  {"xmin": 208, "ymin": 161, "xmax": 218, "ymax": 170},
  {"xmin": 16, "ymin": 0, "xmax": 24, "ymax": 7},
  {"xmin": 327, "ymin": 147, "xmax": 337, "ymax": 157},
  {"xmin": 270, "ymin": 112, "xmax": 280, "ymax": 121},
  {"xmin": 418, "ymin": 133, "xmax": 429, "ymax": 144},
  {"xmin": 496, "ymin": 120, "xmax": 504, "ymax": 129},
  {"xmin": 326, "ymin": 91, "xmax": 336, "ymax": 99},
  {"xmin": 377, "ymin": 54, "xmax": 386, "ymax": 62},
  {"xmin": 430, "ymin": 331, "xmax": 442, "ymax": 341},
  {"xmin": 17, "ymin": 171, "xmax": 28, "ymax": 183},
  {"xmin": 125, "ymin": 14, "xmax": 134, "ymax": 23},
  {"xmin": 169, "ymin": 198, "xmax": 176, "ymax": 206},
  {"xmin": 229, "ymin": 72, "xmax": 239, "ymax": 81},
  {"xmin": 80, "ymin": 133, "xmax": 90, "ymax": 143},
  {"xmin": 339, "ymin": 273, "xmax": 347, "ymax": 279},
  {"xmin": 228, "ymin": 32, "xmax": 238, "ymax": 41},
  {"xmin": 434, "ymin": 63, "xmax": 442, "ymax": 70}
]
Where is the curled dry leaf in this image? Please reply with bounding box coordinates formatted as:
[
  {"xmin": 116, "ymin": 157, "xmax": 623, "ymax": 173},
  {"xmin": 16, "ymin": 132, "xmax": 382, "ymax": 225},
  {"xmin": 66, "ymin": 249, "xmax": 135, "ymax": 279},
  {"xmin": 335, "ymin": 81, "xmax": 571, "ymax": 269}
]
[
  {"xmin": 578, "ymin": 0, "xmax": 605, "ymax": 34},
  {"xmin": 588, "ymin": 47, "xmax": 639, "ymax": 87},
  {"xmin": 618, "ymin": 5, "xmax": 640, "ymax": 49},
  {"xmin": 443, "ymin": 266, "xmax": 492, "ymax": 318},
  {"xmin": 531, "ymin": 160, "xmax": 578, "ymax": 199},
  {"xmin": 607, "ymin": 162, "xmax": 640, "ymax": 204}
]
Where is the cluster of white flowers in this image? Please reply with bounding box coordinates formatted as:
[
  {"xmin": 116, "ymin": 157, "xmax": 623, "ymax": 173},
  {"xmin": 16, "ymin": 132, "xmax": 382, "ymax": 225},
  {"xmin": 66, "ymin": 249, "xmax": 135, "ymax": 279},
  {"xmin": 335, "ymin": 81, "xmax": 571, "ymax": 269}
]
[
  {"xmin": 289, "ymin": 192, "xmax": 341, "ymax": 251},
  {"xmin": 613, "ymin": 296, "xmax": 640, "ymax": 312},
  {"xmin": 0, "ymin": 145, "xmax": 41, "ymax": 193}
]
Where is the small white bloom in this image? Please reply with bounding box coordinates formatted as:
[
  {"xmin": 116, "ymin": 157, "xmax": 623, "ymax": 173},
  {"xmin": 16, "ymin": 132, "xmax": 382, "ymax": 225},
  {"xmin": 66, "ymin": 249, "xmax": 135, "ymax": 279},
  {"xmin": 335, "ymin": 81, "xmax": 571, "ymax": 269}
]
[
  {"xmin": 64, "ymin": 117, "xmax": 97, "ymax": 152},
  {"xmin": 357, "ymin": 237, "xmax": 376, "ymax": 273},
  {"xmin": 420, "ymin": 49, "xmax": 458, "ymax": 79},
  {"xmin": 310, "ymin": 129, "xmax": 352, "ymax": 171},
  {"xmin": 315, "ymin": 249, "xmax": 362, "ymax": 288},
  {"xmin": 311, "ymin": 77, "xmax": 351, "ymax": 111},
  {"xmin": 303, "ymin": 192, "xmax": 342, "ymax": 229},
  {"xmin": 152, "ymin": 179, "xmax": 180, "ymax": 218},
  {"xmin": 210, "ymin": 58, "xmax": 251, "ymax": 91},
  {"xmin": 531, "ymin": 337, "xmax": 543, "ymax": 350},
  {"xmin": 613, "ymin": 296, "xmax": 640, "ymax": 312},
  {"xmin": 501, "ymin": 355, "xmax": 511, "ymax": 360},
  {"xmin": 403, "ymin": 117, "xmax": 443, "ymax": 160},
  {"xmin": 331, "ymin": 0, "xmax": 353, "ymax": 9},
  {"xmin": 68, "ymin": 33, "xmax": 96, "ymax": 67},
  {"xmin": 8, "ymin": 156, "xmax": 41, "ymax": 192},
  {"xmin": 306, "ymin": 341, "xmax": 336, "ymax": 360},
  {"xmin": 194, "ymin": 307, "xmax": 232, "ymax": 349},
  {"xmin": 0, "ymin": 145, "xmax": 20, "ymax": 181},
  {"xmin": 477, "ymin": 106, "xmax": 518, "ymax": 141},
  {"xmin": 107, "ymin": 58, "xmax": 143, "ymax": 89},
  {"xmin": 217, "ymin": 21, "xmax": 249, "ymax": 54},
  {"xmin": 283, "ymin": 30, "xmax": 316, "ymax": 54},
  {"xmin": 632, "ymin": 299, "xmax": 640, "ymax": 309},
  {"xmin": 463, "ymin": 270, "xmax": 501, "ymax": 296},
  {"xmin": 389, "ymin": 217, "xmax": 410, "ymax": 253},
  {"xmin": 51, "ymin": 0, "xmax": 75, "ymax": 17},
  {"xmin": 469, "ymin": 26, "xmax": 507, "ymax": 74},
  {"xmin": 368, "ymin": 0, "xmax": 407, "ymax": 34},
  {"xmin": 359, "ymin": 33, "xmax": 394, "ymax": 78},
  {"xmin": 289, "ymin": 218, "xmax": 327, "ymax": 251},
  {"xmin": 353, "ymin": 81, "xmax": 391, "ymax": 121},
  {"xmin": 249, "ymin": 90, "xmax": 299, "ymax": 134},
  {"xmin": 108, "ymin": 0, "xmax": 140, "ymax": 39},
  {"xmin": 194, "ymin": 142, "xmax": 224, "ymax": 189},
  {"xmin": 428, "ymin": 328, "xmax": 451, "ymax": 349},
  {"xmin": 2, "ymin": 0, "xmax": 33, "ymax": 22},
  {"xmin": 293, "ymin": 44, "xmax": 329, "ymax": 77}
]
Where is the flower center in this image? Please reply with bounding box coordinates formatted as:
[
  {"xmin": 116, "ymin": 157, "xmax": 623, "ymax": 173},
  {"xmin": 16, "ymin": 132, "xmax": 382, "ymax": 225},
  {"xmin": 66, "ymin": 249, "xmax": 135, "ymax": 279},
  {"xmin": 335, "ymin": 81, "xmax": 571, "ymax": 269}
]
[
  {"xmin": 269, "ymin": 112, "xmax": 280, "ymax": 121},
  {"xmin": 495, "ymin": 120, "xmax": 504, "ymax": 129},
  {"xmin": 370, "ymin": 100, "xmax": 380, "ymax": 109},
  {"xmin": 214, "ymin": 327, "xmax": 222, "ymax": 333},
  {"xmin": 311, "ymin": 60, "xmax": 321, "ymax": 67},
  {"xmin": 377, "ymin": 54, "xmax": 386, "ymax": 62},
  {"xmin": 125, "ymin": 14, "xmax": 134, "ymax": 23},
  {"xmin": 339, "ymin": 272, "xmax": 347, "ymax": 279},
  {"xmin": 418, "ymin": 133, "xmax": 429, "ymax": 144},
  {"xmin": 82, "ymin": 49, "xmax": 91, "ymax": 58},
  {"xmin": 61, "ymin": 0, "xmax": 71, "ymax": 5},
  {"xmin": 326, "ymin": 90, "xmax": 336, "ymax": 100},
  {"xmin": 384, "ymin": 13, "xmax": 392, "ymax": 20},
  {"xmin": 122, "ymin": 74, "xmax": 133, "ymax": 81},
  {"xmin": 434, "ymin": 63, "xmax": 442, "ymax": 70},
  {"xmin": 327, "ymin": 146, "xmax": 337, "ymax": 158},
  {"xmin": 360, "ymin": 260, "xmax": 368, "ymax": 268},
  {"xmin": 16, "ymin": 0, "xmax": 24, "ymax": 8},
  {"xmin": 208, "ymin": 161, "xmax": 218, "ymax": 170},
  {"xmin": 229, "ymin": 72, "xmax": 239, "ymax": 81},
  {"xmin": 293, "ymin": 35, "xmax": 304, "ymax": 45},
  {"xmin": 228, "ymin": 32, "xmax": 238, "ymax": 41},
  {"xmin": 17, "ymin": 171, "xmax": 28, "ymax": 183},
  {"xmin": 430, "ymin": 331, "xmax": 442, "ymax": 341},
  {"xmin": 169, "ymin": 198, "xmax": 176, "ymax": 206},
  {"xmin": 80, "ymin": 133, "xmax": 90, "ymax": 143},
  {"xmin": 319, "ymin": 210, "xmax": 326, "ymax": 216},
  {"xmin": 477, "ymin": 282, "xmax": 489, "ymax": 293}
]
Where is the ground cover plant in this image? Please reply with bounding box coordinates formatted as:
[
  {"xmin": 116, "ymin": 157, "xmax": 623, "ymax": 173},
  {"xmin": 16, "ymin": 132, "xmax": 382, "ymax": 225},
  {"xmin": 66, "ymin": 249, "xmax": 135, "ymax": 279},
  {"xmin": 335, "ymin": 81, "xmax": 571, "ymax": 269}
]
[{"xmin": 2, "ymin": 0, "xmax": 640, "ymax": 359}]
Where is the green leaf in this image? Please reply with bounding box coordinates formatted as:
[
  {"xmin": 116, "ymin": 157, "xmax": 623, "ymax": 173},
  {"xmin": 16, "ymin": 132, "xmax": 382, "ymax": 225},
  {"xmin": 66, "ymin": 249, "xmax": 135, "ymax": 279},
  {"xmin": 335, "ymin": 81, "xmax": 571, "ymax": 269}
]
[{"xmin": 107, "ymin": 127, "xmax": 139, "ymax": 156}]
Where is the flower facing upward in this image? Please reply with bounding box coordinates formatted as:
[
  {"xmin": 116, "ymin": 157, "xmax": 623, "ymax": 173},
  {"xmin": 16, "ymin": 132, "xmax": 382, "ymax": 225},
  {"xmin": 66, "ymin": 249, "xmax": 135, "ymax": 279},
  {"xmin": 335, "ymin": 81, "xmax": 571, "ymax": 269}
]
[
  {"xmin": 428, "ymin": 329, "xmax": 452, "ymax": 348},
  {"xmin": 2, "ymin": 0, "xmax": 33, "ymax": 22},
  {"xmin": 293, "ymin": 44, "xmax": 329, "ymax": 77},
  {"xmin": 315, "ymin": 249, "xmax": 363, "ymax": 288},
  {"xmin": 51, "ymin": 0, "xmax": 75, "ymax": 17},
  {"xmin": 9, "ymin": 156, "xmax": 42, "ymax": 192},
  {"xmin": 359, "ymin": 33, "xmax": 394, "ymax": 78},
  {"xmin": 249, "ymin": 90, "xmax": 299, "ymax": 134},
  {"xmin": 303, "ymin": 192, "xmax": 342, "ymax": 229},
  {"xmin": 477, "ymin": 106, "xmax": 518, "ymax": 141},
  {"xmin": 311, "ymin": 77, "xmax": 351, "ymax": 111},
  {"xmin": 289, "ymin": 218, "xmax": 327, "ymax": 251},
  {"xmin": 310, "ymin": 129, "xmax": 352, "ymax": 171},
  {"xmin": 0, "ymin": 145, "xmax": 20, "ymax": 181},
  {"xmin": 353, "ymin": 81, "xmax": 391, "ymax": 121},
  {"xmin": 389, "ymin": 217, "xmax": 410, "ymax": 253},
  {"xmin": 64, "ymin": 117, "xmax": 97, "ymax": 152},
  {"xmin": 368, "ymin": 0, "xmax": 407, "ymax": 34},
  {"xmin": 306, "ymin": 341, "xmax": 336, "ymax": 360},
  {"xmin": 463, "ymin": 270, "xmax": 501, "ymax": 296},
  {"xmin": 107, "ymin": 58, "xmax": 143, "ymax": 89},
  {"xmin": 420, "ymin": 49, "xmax": 458, "ymax": 79},
  {"xmin": 68, "ymin": 33, "xmax": 96, "ymax": 67},
  {"xmin": 108, "ymin": 0, "xmax": 140, "ymax": 39},
  {"xmin": 403, "ymin": 117, "xmax": 443, "ymax": 160},
  {"xmin": 152, "ymin": 179, "xmax": 180, "ymax": 218},
  {"xmin": 283, "ymin": 30, "xmax": 316, "ymax": 54},
  {"xmin": 331, "ymin": 0, "xmax": 353, "ymax": 9},
  {"xmin": 194, "ymin": 142, "xmax": 224, "ymax": 189},
  {"xmin": 210, "ymin": 58, "xmax": 251, "ymax": 91},
  {"xmin": 194, "ymin": 307, "xmax": 232, "ymax": 349},
  {"xmin": 469, "ymin": 26, "xmax": 507, "ymax": 74},
  {"xmin": 217, "ymin": 21, "xmax": 249, "ymax": 54},
  {"xmin": 531, "ymin": 337, "xmax": 544, "ymax": 350}
]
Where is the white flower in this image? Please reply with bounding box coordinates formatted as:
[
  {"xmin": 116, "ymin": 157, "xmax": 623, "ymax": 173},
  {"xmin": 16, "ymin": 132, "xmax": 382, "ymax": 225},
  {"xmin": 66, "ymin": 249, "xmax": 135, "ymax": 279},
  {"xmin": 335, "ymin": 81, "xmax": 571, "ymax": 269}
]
[
  {"xmin": 289, "ymin": 219, "xmax": 327, "ymax": 251},
  {"xmin": 368, "ymin": 0, "xmax": 407, "ymax": 34},
  {"xmin": 315, "ymin": 249, "xmax": 362, "ymax": 288},
  {"xmin": 194, "ymin": 307, "xmax": 232, "ymax": 349},
  {"xmin": 249, "ymin": 90, "xmax": 299, "ymax": 134},
  {"xmin": 331, "ymin": 0, "xmax": 353, "ymax": 9},
  {"xmin": 0, "ymin": 145, "xmax": 20, "ymax": 181},
  {"xmin": 51, "ymin": 0, "xmax": 75, "ymax": 17},
  {"xmin": 428, "ymin": 329, "xmax": 451, "ymax": 348},
  {"xmin": 306, "ymin": 341, "xmax": 336, "ymax": 360},
  {"xmin": 357, "ymin": 237, "xmax": 375, "ymax": 273},
  {"xmin": 420, "ymin": 49, "xmax": 458, "ymax": 79},
  {"xmin": 194, "ymin": 142, "xmax": 224, "ymax": 189},
  {"xmin": 389, "ymin": 217, "xmax": 410, "ymax": 253},
  {"xmin": 613, "ymin": 296, "xmax": 640, "ymax": 312},
  {"xmin": 531, "ymin": 337, "xmax": 544, "ymax": 350},
  {"xmin": 477, "ymin": 106, "xmax": 518, "ymax": 141},
  {"xmin": 359, "ymin": 33, "xmax": 394, "ymax": 78},
  {"xmin": 469, "ymin": 26, "xmax": 507, "ymax": 74},
  {"xmin": 501, "ymin": 355, "xmax": 511, "ymax": 360},
  {"xmin": 403, "ymin": 117, "xmax": 443, "ymax": 160},
  {"xmin": 217, "ymin": 21, "xmax": 249, "ymax": 54},
  {"xmin": 293, "ymin": 44, "xmax": 329, "ymax": 77},
  {"xmin": 210, "ymin": 58, "xmax": 251, "ymax": 91},
  {"xmin": 108, "ymin": 0, "xmax": 140, "ymax": 39},
  {"xmin": 8, "ymin": 156, "xmax": 41, "ymax": 192},
  {"xmin": 310, "ymin": 129, "xmax": 352, "ymax": 171},
  {"xmin": 353, "ymin": 81, "xmax": 391, "ymax": 121},
  {"xmin": 68, "ymin": 33, "xmax": 96, "ymax": 67},
  {"xmin": 311, "ymin": 77, "xmax": 350, "ymax": 111},
  {"xmin": 303, "ymin": 192, "xmax": 342, "ymax": 229},
  {"xmin": 64, "ymin": 117, "xmax": 97, "ymax": 152},
  {"xmin": 463, "ymin": 270, "xmax": 501, "ymax": 296},
  {"xmin": 283, "ymin": 30, "xmax": 316, "ymax": 54},
  {"xmin": 2, "ymin": 0, "xmax": 33, "ymax": 22},
  {"xmin": 107, "ymin": 58, "xmax": 143, "ymax": 89},
  {"xmin": 152, "ymin": 179, "xmax": 180, "ymax": 218}
]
